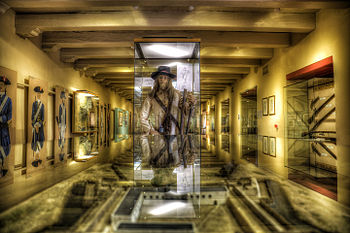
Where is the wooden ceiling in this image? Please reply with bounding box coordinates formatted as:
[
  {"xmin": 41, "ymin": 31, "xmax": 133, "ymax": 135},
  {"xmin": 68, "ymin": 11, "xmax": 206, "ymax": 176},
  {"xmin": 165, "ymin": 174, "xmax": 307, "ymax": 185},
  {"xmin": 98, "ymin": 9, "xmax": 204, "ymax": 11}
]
[{"xmin": 3, "ymin": 0, "xmax": 349, "ymax": 101}]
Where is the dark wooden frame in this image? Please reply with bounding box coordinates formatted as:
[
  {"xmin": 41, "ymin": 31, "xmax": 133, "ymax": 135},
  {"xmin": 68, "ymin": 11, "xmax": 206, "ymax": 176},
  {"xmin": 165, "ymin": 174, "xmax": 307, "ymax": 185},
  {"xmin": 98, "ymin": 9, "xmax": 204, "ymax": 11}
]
[
  {"xmin": 262, "ymin": 97, "xmax": 268, "ymax": 116},
  {"xmin": 268, "ymin": 95, "xmax": 275, "ymax": 115},
  {"xmin": 268, "ymin": 136, "xmax": 276, "ymax": 157}
]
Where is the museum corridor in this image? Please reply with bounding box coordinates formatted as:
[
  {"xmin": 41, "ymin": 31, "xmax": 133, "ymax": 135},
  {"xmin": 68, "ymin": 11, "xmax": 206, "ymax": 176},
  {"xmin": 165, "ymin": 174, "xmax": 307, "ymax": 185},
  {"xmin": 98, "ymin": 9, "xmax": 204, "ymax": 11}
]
[
  {"xmin": 0, "ymin": 134, "xmax": 349, "ymax": 233},
  {"xmin": 1, "ymin": 1, "xmax": 350, "ymax": 232}
]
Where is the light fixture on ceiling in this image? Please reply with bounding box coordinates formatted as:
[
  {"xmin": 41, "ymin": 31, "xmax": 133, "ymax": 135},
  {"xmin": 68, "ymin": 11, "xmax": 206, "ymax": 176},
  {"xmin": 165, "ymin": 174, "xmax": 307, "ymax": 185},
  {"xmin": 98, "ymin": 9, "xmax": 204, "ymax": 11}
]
[
  {"xmin": 148, "ymin": 45, "xmax": 191, "ymax": 58},
  {"xmin": 188, "ymin": 6, "xmax": 195, "ymax": 11}
]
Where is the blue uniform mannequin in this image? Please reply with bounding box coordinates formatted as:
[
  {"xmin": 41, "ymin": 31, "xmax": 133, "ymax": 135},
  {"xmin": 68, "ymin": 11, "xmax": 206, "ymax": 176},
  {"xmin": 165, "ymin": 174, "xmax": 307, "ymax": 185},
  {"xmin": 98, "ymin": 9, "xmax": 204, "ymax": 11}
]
[
  {"xmin": 57, "ymin": 91, "xmax": 66, "ymax": 161},
  {"xmin": 31, "ymin": 86, "xmax": 45, "ymax": 167},
  {"xmin": 0, "ymin": 76, "xmax": 12, "ymax": 177}
]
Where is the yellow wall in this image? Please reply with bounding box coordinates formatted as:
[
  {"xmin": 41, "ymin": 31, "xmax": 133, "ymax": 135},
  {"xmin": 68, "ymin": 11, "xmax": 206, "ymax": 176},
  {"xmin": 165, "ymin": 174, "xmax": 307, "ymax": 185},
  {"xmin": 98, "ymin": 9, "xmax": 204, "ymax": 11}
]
[
  {"xmin": 0, "ymin": 9, "xmax": 132, "ymax": 208},
  {"xmin": 229, "ymin": 9, "xmax": 350, "ymax": 205}
]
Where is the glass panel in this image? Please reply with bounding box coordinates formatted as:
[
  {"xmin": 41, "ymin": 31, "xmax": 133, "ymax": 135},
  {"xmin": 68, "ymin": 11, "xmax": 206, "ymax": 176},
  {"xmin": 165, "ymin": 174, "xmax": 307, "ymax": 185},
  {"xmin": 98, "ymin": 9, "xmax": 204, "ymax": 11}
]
[
  {"xmin": 72, "ymin": 90, "xmax": 99, "ymax": 133},
  {"xmin": 284, "ymin": 78, "xmax": 336, "ymax": 177},
  {"xmin": 133, "ymin": 41, "xmax": 201, "ymax": 216},
  {"xmin": 240, "ymin": 87, "xmax": 258, "ymax": 165}
]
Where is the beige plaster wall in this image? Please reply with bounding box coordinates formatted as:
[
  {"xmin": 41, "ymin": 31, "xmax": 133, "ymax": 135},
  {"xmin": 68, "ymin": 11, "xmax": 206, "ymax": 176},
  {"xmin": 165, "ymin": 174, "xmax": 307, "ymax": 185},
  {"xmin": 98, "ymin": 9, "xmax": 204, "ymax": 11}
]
[
  {"xmin": 0, "ymin": 9, "xmax": 132, "ymax": 209},
  {"xmin": 229, "ymin": 9, "xmax": 350, "ymax": 205}
]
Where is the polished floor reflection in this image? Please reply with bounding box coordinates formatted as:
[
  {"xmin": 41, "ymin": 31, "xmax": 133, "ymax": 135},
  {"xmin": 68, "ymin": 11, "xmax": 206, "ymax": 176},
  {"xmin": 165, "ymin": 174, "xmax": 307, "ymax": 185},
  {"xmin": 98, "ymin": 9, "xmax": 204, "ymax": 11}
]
[{"xmin": 0, "ymin": 135, "xmax": 349, "ymax": 233}]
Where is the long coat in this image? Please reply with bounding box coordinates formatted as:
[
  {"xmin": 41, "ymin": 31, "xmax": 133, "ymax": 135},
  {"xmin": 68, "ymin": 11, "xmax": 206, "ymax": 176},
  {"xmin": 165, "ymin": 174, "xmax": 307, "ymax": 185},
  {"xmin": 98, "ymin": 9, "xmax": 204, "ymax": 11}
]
[
  {"xmin": 31, "ymin": 100, "xmax": 45, "ymax": 151},
  {"xmin": 58, "ymin": 102, "xmax": 66, "ymax": 148},
  {"xmin": 0, "ymin": 94, "xmax": 12, "ymax": 160}
]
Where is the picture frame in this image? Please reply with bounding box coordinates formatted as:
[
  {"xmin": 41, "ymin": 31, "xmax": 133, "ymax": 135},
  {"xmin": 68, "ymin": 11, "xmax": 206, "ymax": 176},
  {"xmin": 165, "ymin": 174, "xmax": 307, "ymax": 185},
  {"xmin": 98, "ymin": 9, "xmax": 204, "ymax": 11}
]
[
  {"xmin": 262, "ymin": 98, "xmax": 268, "ymax": 116},
  {"xmin": 268, "ymin": 136, "xmax": 276, "ymax": 157},
  {"xmin": 263, "ymin": 136, "xmax": 268, "ymax": 154},
  {"xmin": 268, "ymin": 95, "xmax": 275, "ymax": 115}
]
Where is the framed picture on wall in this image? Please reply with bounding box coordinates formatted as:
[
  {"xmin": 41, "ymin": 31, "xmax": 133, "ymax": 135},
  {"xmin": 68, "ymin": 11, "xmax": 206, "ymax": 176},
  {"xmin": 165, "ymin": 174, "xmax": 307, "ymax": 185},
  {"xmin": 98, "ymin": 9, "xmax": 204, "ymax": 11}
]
[
  {"xmin": 268, "ymin": 136, "xmax": 276, "ymax": 157},
  {"xmin": 263, "ymin": 136, "xmax": 268, "ymax": 154},
  {"xmin": 268, "ymin": 95, "xmax": 275, "ymax": 115},
  {"xmin": 262, "ymin": 98, "xmax": 268, "ymax": 116}
]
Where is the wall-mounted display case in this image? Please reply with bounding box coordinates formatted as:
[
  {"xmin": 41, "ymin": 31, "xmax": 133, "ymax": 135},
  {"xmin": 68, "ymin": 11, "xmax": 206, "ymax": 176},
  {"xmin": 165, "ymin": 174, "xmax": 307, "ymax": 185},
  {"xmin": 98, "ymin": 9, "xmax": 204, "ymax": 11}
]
[
  {"xmin": 73, "ymin": 133, "xmax": 99, "ymax": 161},
  {"xmin": 132, "ymin": 39, "xmax": 201, "ymax": 197},
  {"xmin": 73, "ymin": 90, "xmax": 99, "ymax": 133},
  {"xmin": 115, "ymin": 108, "xmax": 129, "ymax": 142},
  {"xmin": 284, "ymin": 77, "xmax": 336, "ymax": 176}
]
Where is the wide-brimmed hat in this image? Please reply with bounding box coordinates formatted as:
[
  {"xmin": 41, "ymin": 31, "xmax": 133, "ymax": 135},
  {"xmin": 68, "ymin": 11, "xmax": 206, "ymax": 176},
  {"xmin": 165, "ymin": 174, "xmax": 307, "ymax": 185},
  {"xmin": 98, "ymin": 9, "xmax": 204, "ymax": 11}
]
[
  {"xmin": 0, "ymin": 76, "xmax": 11, "ymax": 85},
  {"xmin": 34, "ymin": 86, "xmax": 44, "ymax": 93},
  {"xmin": 151, "ymin": 66, "xmax": 176, "ymax": 80}
]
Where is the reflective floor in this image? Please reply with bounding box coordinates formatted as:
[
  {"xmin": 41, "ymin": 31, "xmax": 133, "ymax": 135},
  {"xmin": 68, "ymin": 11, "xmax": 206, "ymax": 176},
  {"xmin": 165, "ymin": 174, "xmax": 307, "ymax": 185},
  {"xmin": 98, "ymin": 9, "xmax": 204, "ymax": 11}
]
[{"xmin": 0, "ymin": 135, "xmax": 349, "ymax": 233}]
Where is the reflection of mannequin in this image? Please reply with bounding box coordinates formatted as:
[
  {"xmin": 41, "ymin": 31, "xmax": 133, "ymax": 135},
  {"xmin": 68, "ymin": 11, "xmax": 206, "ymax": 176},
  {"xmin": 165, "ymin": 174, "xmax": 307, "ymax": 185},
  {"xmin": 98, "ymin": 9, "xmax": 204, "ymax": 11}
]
[
  {"xmin": 141, "ymin": 135, "xmax": 180, "ymax": 168},
  {"xmin": 31, "ymin": 86, "xmax": 45, "ymax": 167},
  {"xmin": 140, "ymin": 135, "xmax": 196, "ymax": 188},
  {"xmin": 0, "ymin": 76, "xmax": 12, "ymax": 177}
]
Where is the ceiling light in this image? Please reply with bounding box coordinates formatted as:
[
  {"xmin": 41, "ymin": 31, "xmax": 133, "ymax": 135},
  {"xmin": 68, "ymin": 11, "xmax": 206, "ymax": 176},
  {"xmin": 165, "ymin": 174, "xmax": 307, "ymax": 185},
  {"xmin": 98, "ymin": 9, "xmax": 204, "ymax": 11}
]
[
  {"xmin": 148, "ymin": 45, "xmax": 191, "ymax": 58},
  {"xmin": 149, "ymin": 201, "xmax": 186, "ymax": 216}
]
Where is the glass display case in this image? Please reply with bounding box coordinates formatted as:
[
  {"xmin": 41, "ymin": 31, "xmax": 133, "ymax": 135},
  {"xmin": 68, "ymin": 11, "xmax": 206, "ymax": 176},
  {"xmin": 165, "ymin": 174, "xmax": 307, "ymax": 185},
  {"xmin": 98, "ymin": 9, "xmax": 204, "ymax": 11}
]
[
  {"xmin": 73, "ymin": 90, "xmax": 99, "ymax": 133},
  {"xmin": 115, "ymin": 108, "xmax": 129, "ymax": 142},
  {"xmin": 133, "ymin": 39, "xmax": 201, "ymax": 200},
  {"xmin": 240, "ymin": 88, "xmax": 258, "ymax": 165},
  {"xmin": 73, "ymin": 133, "xmax": 99, "ymax": 161},
  {"xmin": 221, "ymin": 99, "xmax": 230, "ymax": 133},
  {"xmin": 284, "ymin": 77, "xmax": 336, "ymax": 177}
]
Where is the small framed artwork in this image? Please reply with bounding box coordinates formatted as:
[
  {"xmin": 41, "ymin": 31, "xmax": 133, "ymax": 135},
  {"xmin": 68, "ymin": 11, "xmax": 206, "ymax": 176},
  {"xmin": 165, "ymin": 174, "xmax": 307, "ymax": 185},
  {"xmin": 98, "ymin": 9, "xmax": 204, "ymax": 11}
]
[
  {"xmin": 268, "ymin": 136, "xmax": 276, "ymax": 157},
  {"xmin": 268, "ymin": 95, "xmax": 275, "ymax": 115},
  {"xmin": 262, "ymin": 98, "xmax": 268, "ymax": 116},
  {"xmin": 263, "ymin": 136, "xmax": 268, "ymax": 154}
]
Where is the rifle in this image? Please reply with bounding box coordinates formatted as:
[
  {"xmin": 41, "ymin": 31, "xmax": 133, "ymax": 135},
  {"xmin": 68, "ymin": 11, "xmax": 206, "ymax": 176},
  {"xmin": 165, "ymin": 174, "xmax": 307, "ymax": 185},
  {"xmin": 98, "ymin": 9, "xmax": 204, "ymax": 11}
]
[
  {"xmin": 308, "ymin": 94, "xmax": 335, "ymax": 124},
  {"xmin": 180, "ymin": 89, "xmax": 188, "ymax": 135},
  {"xmin": 310, "ymin": 96, "xmax": 320, "ymax": 109},
  {"xmin": 302, "ymin": 107, "xmax": 335, "ymax": 137},
  {"xmin": 315, "ymin": 141, "xmax": 337, "ymax": 159},
  {"xmin": 311, "ymin": 143, "xmax": 322, "ymax": 157}
]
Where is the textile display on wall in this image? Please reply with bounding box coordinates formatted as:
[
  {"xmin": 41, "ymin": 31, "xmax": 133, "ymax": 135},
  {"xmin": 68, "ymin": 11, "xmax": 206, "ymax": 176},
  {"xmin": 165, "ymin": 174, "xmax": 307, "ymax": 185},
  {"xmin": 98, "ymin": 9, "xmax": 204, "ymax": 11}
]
[
  {"xmin": 54, "ymin": 86, "xmax": 68, "ymax": 165},
  {"xmin": 115, "ymin": 108, "xmax": 129, "ymax": 142},
  {"xmin": 110, "ymin": 109, "xmax": 115, "ymax": 140},
  {"xmin": 99, "ymin": 101, "xmax": 105, "ymax": 148},
  {"xmin": 73, "ymin": 133, "xmax": 99, "ymax": 161},
  {"xmin": 0, "ymin": 66, "xmax": 16, "ymax": 186},
  {"xmin": 27, "ymin": 77, "xmax": 48, "ymax": 174}
]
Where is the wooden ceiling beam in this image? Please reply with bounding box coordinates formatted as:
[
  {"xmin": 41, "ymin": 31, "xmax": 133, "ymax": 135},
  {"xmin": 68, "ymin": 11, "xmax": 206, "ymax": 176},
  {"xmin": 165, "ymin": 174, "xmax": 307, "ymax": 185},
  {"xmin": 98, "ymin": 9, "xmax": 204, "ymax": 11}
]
[
  {"xmin": 16, "ymin": 11, "xmax": 315, "ymax": 37},
  {"xmin": 201, "ymin": 47, "xmax": 272, "ymax": 59},
  {"xmin": 201, "ymin": 58, "xmax": 261, "ymax": 67},
  {"xmin": 42, "ymin": 31, "xmax": 290, "ymax": 51},
  {"xmin": 63, "ymin": 47, "xmax": 272, "ymax": 63},
  {"xmin": 201, "ymin": 73, "xmax": 243, "ymax": 79},
  {"xmin": 74, "ymin": 58, "xmax": 134, "ymax": 70},
  {"xmin": 61, "ymin": 47, "xmax": 133, "ymax": 63},
  {"xmin": 75, "ymin": 57, "xmax": 261, "ymax": 71},
  {"xmin": 7, "ymin": 0, "xmax": 349, "ymax": 12}
]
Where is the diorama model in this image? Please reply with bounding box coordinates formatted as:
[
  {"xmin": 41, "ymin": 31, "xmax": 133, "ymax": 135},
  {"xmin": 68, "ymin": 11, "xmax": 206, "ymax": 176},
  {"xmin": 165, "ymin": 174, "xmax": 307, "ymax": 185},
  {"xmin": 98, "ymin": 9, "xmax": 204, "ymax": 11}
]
[
  {"xmin": 56, "ymin": 90, "xmax": 67, "ymax": 161},
  {"xmin": 140, "ymin": 66, "xmax": 196, "ymax": 135},
  {"xmin": 0, "ymin": 76, "xmax": 12, "ymax": 177},
  {"xmin": 31, "ymin": 86, "xmax": 45, "ymax": 167}
]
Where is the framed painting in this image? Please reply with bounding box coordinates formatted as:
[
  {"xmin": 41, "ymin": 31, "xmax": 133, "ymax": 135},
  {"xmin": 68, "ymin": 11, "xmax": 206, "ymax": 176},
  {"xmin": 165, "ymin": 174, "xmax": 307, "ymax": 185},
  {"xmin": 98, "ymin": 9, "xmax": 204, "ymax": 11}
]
[
  {"xmin": 268, "ymin": 136, "xmax": 276, "ymax": 157},
  {"xmin": 268, "ymin": 95, "xmax": 275, "ymax": 115},
  {"xmin": 263, "ymin": 136, "xmax": 268, "ymax": 154},
  {"xmin": 262, "ymin": 98, "xmax": 268, "ymax": 116},
  {"xmin": 0, "ymin": 66, "xmax": 17, "ymax": 186}
]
